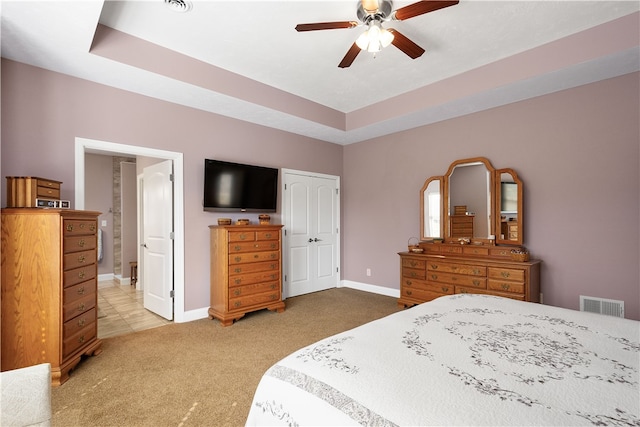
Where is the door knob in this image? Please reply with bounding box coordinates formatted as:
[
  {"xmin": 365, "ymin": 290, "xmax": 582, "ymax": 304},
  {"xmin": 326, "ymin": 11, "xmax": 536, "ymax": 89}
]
[
  {"xmin": 314, "ymin": 238, "xmax": 322, "ymax": 242},
  {"xmin": 308, "ymin": 238, "xmax": 314, "ymax": 243}
]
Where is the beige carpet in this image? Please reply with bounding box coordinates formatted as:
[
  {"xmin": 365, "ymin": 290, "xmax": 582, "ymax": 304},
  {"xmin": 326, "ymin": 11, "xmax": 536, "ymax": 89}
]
[{"xmin": 52, "ymin": 288, "xmax": 401, "ymax": 427}]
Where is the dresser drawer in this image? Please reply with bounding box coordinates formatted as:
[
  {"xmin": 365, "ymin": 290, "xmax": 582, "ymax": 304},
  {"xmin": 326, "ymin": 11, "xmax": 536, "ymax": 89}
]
[
  {"xmin": 488, "ymin": 267, "xmax": 525, "ymax": 282},
  {"xmin": 229, "ymin": 281, "xmax": 280, "ymax": 298},
  {"xmin": 229, "ymin": 270, "xmax": 281, "ymax": 287},
  {"xmin": 403, "ymin": 267, "xmax": 426, "ymax": 280},
  {"xmin": 228, "ymin": 231, "xmax": 257, "ymax": 242},
  {"xmin": 229, "ymin": 240, "xmax": 280, "ymax": 253},
  {"xmin": 425, "ymin": 282, "xmax": 454, "ymax": 294},
  {"xmin": 229, "ymin": 291, "xmax": 281, "ymax": 311},
  {"xmin": 462, "ymin": 246, "xmax": 489, "ymax": 256},
  {"xmin": 63, "ymin": 308, "xmax": 96, "ymax": 339},
  {"xmin": 428, "ymin": 271, "xmax": 486, "ymax": 288},
  {"xmin": 63, "ymin": 249, "xmax": 96, "ymax": 271},
  {"xmin": 401, "ymin": 277, "xmax": 429, "ymax": 291},
  {"xmin": 488, "ymin": 279, "xmax": 525, "ymax": 294},
  {"xmin": 229, "ymin": 251, "xmax": 280, "ymax": 264},
  {"xmin": 256, "ymin": 230, "xmax": 279, "ymax": 241},
  {"xmin": 401, "ymin": 287, "xmax": 446, "ymax": 302},
  {"xmin": 63, "ymin": 280, "xmax": 96, "ymax": 305},
  {"xmin": 63, "ymin": 265, "xmax": 97, "ymax": 288},
  {"xmin": 63, "ymin": 292, "xmax": 96, "ymax": 322},
  {"xmin": 63, "ymin": 323, "xmax": 97, "ymax": 359},
  {"xmin": 440, "ymin": 245, "xmax": 463, "ymax": 255},
  {"xmin": 64, "ymin": 220, "xmax": 97, "ymax": 236},
  {"xmin": 402, "ymin": 258, "xmax": 426, "ymax": 269},
  {"xmin": 456, "ymin": 286, "xmax": 491, "ymax": 296},
  {"xmin": 229, "ymin": 260, "xmax": 280, "ymax": 275},
  {"xmin": 37, "ymin": 185, "xmax": 60, "ymax": 199},
  {"xmin": 427, "ymin": 262, "xmax": 486, "ymax": 277},
  {"xmin": 64, "ymin": 235, "xmax": 97, "ymax": 253},
  {"xmin": 488, "ymin": 247, "xmax": 512, "ymax": 258}
]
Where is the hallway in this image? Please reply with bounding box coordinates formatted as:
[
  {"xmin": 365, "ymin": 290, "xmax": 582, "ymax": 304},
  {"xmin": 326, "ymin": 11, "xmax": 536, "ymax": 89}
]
[{"xmin": 98, "ymin": 280, "xmax": 171, "ymax": 339}]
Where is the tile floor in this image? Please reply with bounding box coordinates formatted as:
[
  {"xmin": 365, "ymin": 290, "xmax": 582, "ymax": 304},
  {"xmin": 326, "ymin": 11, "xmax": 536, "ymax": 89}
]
[{"xmin": 98, "ymin": 280, "xmax": 171, "ymax": 339}]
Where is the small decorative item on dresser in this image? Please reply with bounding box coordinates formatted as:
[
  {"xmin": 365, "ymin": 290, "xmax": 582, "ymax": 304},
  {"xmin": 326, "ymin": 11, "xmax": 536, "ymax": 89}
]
[
  {"xmin": 236, "ymin": 218, "xmax": 250, "ymax": 225},
  {"xmin": 217, "ymin": 218, "xmax": 232, "ymax": 226},
  {"xmin": 510, "ymin": 247, "xmax": 530, "ymax": 262},
  {"xmin": 258, "ymin": 214, "xmax": 271, "ymax": 225},
  {"xmin": 407, "ymin": 237, "xmax": 424, "ymax": 253}
]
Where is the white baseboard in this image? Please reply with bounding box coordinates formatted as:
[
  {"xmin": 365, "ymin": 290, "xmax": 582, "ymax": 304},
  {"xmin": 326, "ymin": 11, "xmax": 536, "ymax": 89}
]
[
  {"xmin": 340, "ymin": 280, "xmax": 400, "ymax": 298},
  {"xmin": 98, "ymin": 273, "xmax": 115, "ymax": 282}
]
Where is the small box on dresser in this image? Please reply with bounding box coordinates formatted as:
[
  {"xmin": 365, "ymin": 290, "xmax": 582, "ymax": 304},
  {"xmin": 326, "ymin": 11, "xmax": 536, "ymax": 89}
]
[
  {"xmin": 209, "ymin": 224, "xmax": 285, "ymax": 326},
  {"xmin": 1, "ymin": 208, "xmax": 103, "ymax": 385}
]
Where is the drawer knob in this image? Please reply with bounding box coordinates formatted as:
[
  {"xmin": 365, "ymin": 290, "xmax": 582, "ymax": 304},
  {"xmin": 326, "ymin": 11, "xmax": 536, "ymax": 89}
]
[
  {"xmin": 473, "ymin": 269, "xmax": 481, "ymax": 275},
  {"xmin": 501, "ymin": 284, "xmax": 511, "ymax": 291},
  {"xmin": 410, "ymin": 272, "xmax": 417, "ymax": 278},
  {"xmin": 234, "ymin": 245, "xmax": 242, "ymax": 251},
  {"xmin": 265, "ymin": 233, "xmax": 272, "ymax": 238},
  {"xmin": 79, "ymin": 271, "xmax": 85, "ymax": 279},
  {"xmin": 410, "ymin": 261, "xmax": 418, "ymax": 267},
  {"xmin": 431, "ymin": 274, "xmax": 437, "ymax": 280},
  {"xmin": 66, "ymin": 224, "xmax": 74, "ymax": 232},
  {"xmin": 501, "ymin": 272, "xmax": 511, "ymax": 278},
  {"xmin": 431, "ymin": 264, "xmax": 438, "ymax": 269},
  {"xmin": 79, "ymin": 223, "xmax": 85, "ymax": 229},
  {"xmin": 234, "ymin": 268, "xmax": 242, "ymax": 273},
  {"xmin": 270, "ymin": 243, "xmax": 276, "ymax": 249},
  {"xmin": 78, "ymin": 286, "xmax": 85, "ymax": 295},
  {"xmin": 89, "ymin": 224, "xmax": 96, "ymax": 231},
  {"xmin": 233, "ymin": 289, "xmax": 241, "ymax": 296},
  {"xmin": 234, "ymin": 256, "xmax": 242, "ymax": 262},
  {"xmin": 78, "ymin": 335, "xmax": 85, "ymax": 344},
  {"xmin": 270, "ymin": 294, "xmax": 277, "ymax": 300},
  {"xmin": 271, "ymin": 284, "xmax": 276, "ymax": 290},
  {"xmin": 234, "ymin": 278, "xmax": 242, "ymax": 285},
  {"xmin": 240, "ymin": 234, "xmax": 247, "ymax": 240},
  {"xmin": 270, "ymin": 254, "xmax": 277, "ymax": 259},
  {"xmin": 406, "ymin": 280, "xmax": 412, "ymax": 286},
  {"xmin": 78, "ymin": 318, "xmax": 86, "ymax": 327},
  {"xmin": 78, "ymin": 239, "xmax": 86, "ymax": 247},
  {"xmin": 78, "ymin": 303, "xmax": 85, "ymax": 312},
  {"xmin": 270, "ymin": 263, "xmax": 277, "ymax": 270},
  {"xmin": 473, "ymin": 280, "xmax": 480, "ymax": 286},
  {"xmin": 406, "ymin": 290, "xmax": 413, "ymax": 296},
  {"xmin": 78, "ymin": 255, "xmax": 86, "ymax": 263},
  {"xmin": 234, "ymin": 301, "xmax": 242, "ymax": 308},
  {"xmin": 442, "ymin": 287, "xmax": 449, "ymax": 292}
]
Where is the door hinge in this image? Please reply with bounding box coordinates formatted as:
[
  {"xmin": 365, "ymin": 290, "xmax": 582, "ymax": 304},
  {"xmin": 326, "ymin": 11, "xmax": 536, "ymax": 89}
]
[
  {"xmin": 284, "ymin": 274, "xmax": 287, "ymax": 282},
  {"xmin": 169, "ymin": 232, "xmax": 175, "ymax": 239},
  {"xmin": 170, "ymin": 290, "xmax": 175, "ymax": 298},
  {"xmin": 284, "ymin": 183, "xmax": 287, "ymax": 190},
  {"xmin": 169, "ymin": 173, "xmax": 174, "ymax": 182},
  {"xmin": 336, "ymin": 267, "xmax": 339, "ymax": 273},
  {"xmin": 284, "ymin": 229, "xmax": 287, "ymax": 236},
  {"xmin": 336, "ymin": 188, "xmax": 339, "ymax": 195}
]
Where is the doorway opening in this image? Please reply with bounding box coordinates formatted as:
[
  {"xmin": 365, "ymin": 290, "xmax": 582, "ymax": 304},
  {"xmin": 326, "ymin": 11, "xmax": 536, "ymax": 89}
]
[{"xmin": 74, "ymin": 137, "xmax": 186, "ymax": 332}]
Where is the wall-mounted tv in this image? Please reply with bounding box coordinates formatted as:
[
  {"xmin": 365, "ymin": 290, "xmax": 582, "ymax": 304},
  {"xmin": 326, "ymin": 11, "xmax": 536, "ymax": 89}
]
[{"xmin": 203, "ymin": 159, "xmax": 278, "ymax": 212}]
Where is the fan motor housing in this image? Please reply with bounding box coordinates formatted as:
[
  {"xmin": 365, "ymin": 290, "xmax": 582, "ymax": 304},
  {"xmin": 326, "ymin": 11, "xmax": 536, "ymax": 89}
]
[{"xmin": 357, "ymin": 0, "xmax": 393, "ymax": 22}]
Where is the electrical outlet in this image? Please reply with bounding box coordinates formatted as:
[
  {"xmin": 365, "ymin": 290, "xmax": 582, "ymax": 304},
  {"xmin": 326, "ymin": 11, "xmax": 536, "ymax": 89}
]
[{"xmin": 366, "ymin": 268, "xmax": 371, "ymax": 277}]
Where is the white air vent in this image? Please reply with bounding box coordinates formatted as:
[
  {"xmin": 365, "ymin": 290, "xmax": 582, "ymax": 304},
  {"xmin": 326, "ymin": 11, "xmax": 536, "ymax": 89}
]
[
  {"xmin": 580, "ymin": 296, "xmax": 624, "ymax": 318},
  {"xmin": 164, "ymin": 0, "xmax": 192, "ymax": 13}
]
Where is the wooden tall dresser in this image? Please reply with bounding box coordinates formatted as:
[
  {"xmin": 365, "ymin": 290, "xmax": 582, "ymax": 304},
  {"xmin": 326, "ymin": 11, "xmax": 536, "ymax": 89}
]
[
  {"xmin": 209, "ymin": 224, "xmax": 285, "ymax": 326},
  {"xmin": 1, "ymin": 208, "xmax": 103, "ymax": 385}
]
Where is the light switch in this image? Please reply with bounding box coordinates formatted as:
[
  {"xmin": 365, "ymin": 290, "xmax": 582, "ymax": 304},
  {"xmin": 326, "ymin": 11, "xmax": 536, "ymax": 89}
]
[{"xmin": 101, "ymin": 220, "xmax": 107, "ymax": 227}]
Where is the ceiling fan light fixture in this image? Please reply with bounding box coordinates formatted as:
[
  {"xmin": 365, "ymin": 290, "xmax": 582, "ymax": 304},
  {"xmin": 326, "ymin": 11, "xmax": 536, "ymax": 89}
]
[{"xmin": 356, "ymin": 21, "xmax": 394, "ymax": 53}]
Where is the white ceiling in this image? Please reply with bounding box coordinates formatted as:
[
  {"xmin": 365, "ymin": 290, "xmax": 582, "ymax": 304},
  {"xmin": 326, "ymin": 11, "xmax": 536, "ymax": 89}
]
[{"xmin": 1, "ymin": 1, "xmax": 639, "ymax": 144}]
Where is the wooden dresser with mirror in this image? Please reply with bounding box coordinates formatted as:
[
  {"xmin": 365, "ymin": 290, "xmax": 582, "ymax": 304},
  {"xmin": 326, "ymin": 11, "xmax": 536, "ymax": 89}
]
[{"xmin": 399, "ymin": 157, "xmax": 541, "ymax": 307}]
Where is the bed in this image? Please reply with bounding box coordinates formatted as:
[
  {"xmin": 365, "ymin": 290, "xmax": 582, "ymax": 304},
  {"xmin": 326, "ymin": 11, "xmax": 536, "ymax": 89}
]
[{"xmin": 246, "ymin": 294, "xmax": 639, "ymax": 426}]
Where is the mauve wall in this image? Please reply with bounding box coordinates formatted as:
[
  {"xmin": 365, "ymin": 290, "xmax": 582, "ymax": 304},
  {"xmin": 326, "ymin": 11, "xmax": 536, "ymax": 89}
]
[
  {"xmin": 0, "ymin": 59, "xmax": 343, "ymax": 312},
  {"xmin": 343, "ymin": 72, "xmax": 639, "ymax": 320},
  {"xmin": 85, "ymin": 153, "xmax": 114, "ymax": 276}
]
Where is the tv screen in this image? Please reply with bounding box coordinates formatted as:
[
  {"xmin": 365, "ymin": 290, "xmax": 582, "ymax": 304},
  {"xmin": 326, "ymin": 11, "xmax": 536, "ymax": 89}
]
[{"xmin": 203, "ymin": 159, "xmax": 278, "ymax": 212}]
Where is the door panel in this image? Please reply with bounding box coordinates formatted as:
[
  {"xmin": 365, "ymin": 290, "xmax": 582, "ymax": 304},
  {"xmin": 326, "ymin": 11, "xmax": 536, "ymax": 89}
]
[
  {"xmin": 283, "ymin": 172, "xmax": 339, "ymax": 298},
  {"xmin": 142, "ymin": 160, "xmax": 174, "ymax": 320}
]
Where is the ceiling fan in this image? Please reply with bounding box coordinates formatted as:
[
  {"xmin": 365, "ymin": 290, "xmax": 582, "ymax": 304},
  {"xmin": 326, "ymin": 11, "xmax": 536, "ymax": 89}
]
[{"xmin": 295, "ymin": 0, "xmax": 459, "ymax": 68}]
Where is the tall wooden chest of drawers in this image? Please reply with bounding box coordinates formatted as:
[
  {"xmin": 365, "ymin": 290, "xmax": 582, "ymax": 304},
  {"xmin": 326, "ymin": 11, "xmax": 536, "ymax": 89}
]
[
  {"xmin": 1, "ymin": 209, "xmax": 103, "ymax": 385},
  {"xmin": 399, "ymin": 247, "xmax": 540, "ymax": 307},
  {"xmin": 209, "ymin": 224, "xmax": 285, "ymax": 326}
]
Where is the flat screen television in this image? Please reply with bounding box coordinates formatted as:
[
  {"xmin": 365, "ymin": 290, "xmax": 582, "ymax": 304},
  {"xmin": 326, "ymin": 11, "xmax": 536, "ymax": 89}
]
[{"xmin": 203, "ymin": 159, "xmax": 278, "ymax": 212}]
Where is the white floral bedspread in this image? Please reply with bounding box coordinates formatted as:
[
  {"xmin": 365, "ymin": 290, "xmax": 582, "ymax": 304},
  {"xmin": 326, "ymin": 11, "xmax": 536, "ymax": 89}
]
[{"xmin": 246, "ymin": 294, "xmax": 640, "ymax": 426}]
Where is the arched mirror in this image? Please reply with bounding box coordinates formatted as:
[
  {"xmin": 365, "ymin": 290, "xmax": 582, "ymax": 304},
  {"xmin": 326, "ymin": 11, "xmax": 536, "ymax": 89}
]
[
  {"xmin": 420, "ymin": 157, "xmax": 523, "ymax": 245},
  {"xmin": 444, "ymin": 158, "xmax": 494, "ymax": 240},
  {"xmin": 420, "ymin": 177, "xmax": 443, "ymax": 240},
  {"xmin": 495, "ymin": 168, "xmax": 523, "ymax": 245}
]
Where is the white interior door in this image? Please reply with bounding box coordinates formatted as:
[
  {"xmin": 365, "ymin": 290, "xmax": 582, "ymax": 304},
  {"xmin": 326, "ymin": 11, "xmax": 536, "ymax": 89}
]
[
  {"xmin": 283, "ymin": 171, "xmax": 339, "ymax": 298},
  {"xmin": 142, "ymin": 160, "xmax": 174, "ymax": 320}
]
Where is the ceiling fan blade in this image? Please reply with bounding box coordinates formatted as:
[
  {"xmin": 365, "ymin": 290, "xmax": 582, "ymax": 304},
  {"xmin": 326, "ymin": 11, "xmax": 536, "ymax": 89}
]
[
  {"xmin": 388, "ymin": 29, "xmax": 425, "ymax": 59},
  {"xmin": 393, "ymin": 0, "xmax": 459, "ymax": 21},
  {"xmin": 338, "ymin": 43, "xmax": 361, "ymax": 68},
  {"xmin": 295, "ymin": 21, "xmax": 358, "ymax": 32}
]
